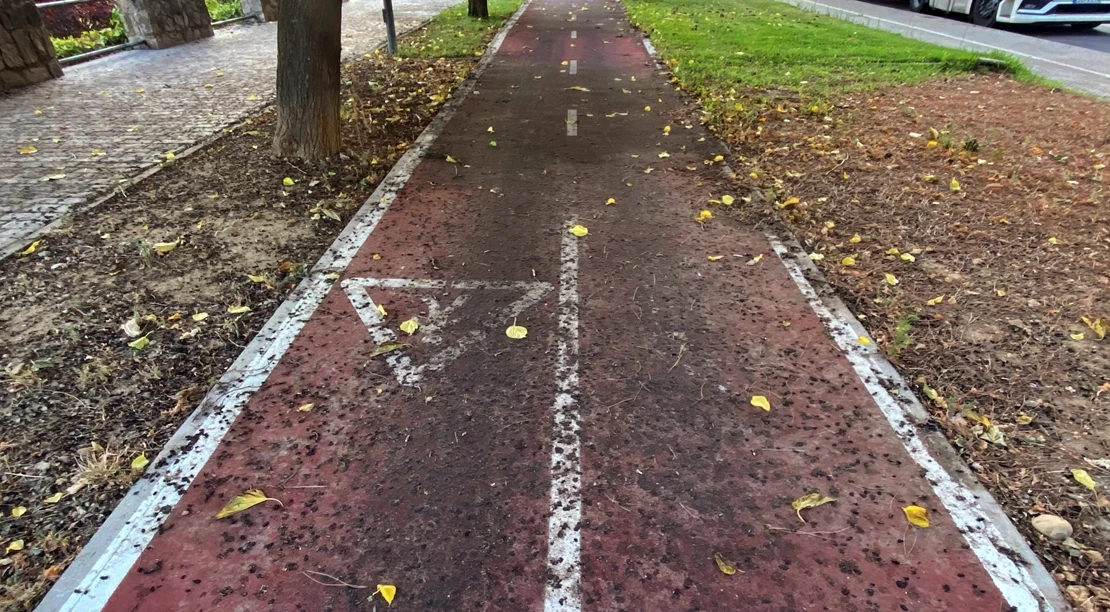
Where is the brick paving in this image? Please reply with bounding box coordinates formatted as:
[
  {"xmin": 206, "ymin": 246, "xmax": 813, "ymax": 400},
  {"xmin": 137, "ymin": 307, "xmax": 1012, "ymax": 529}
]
[{"xmin": 0, "ymin": 0, "xmax": 456, "ymax": 257}]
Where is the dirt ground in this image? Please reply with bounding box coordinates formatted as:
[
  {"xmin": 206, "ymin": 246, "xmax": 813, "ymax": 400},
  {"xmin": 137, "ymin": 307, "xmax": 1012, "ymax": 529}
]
[
  {"xmin": 712, "ymin": 73, "xmax": 1110, "ymax": 609},
  {"xmin": 0, "ymin": 52, "xmax": 471, "ymax": 610}
]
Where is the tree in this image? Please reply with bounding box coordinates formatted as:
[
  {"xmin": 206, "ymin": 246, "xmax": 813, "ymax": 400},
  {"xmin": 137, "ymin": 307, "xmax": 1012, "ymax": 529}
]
[
  {"xmin": 468, "ymin": 0, "xmax": 488, "ymax": 18},
  {"xmin": 272, "ymin": 0, "xmax": 343, "ymax": 160}
]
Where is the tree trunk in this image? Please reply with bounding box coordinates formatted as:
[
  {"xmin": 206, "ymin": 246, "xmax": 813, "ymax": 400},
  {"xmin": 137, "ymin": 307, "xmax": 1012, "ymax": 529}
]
[
  {"xmin": 272, "ymin": 0, "xmax": 342, "ymax": 160},
  {"xmin": 467, "ymin": 0, "xmax": 488, "ymax": 19}
]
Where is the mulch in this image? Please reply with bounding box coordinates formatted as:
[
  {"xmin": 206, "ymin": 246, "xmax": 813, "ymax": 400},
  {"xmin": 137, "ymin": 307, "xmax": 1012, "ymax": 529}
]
[
  {"xmin": 0, "ymin": 50, "xmax": 471, "ymax": 610},
  {"xmin": 715, "ymin": 72, "xmax": 1110, "ymax": 610}
]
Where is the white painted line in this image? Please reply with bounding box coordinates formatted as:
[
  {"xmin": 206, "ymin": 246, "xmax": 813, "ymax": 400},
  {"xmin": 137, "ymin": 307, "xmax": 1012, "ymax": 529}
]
[
  {"xmin": 767, "ymin": 235, "xmax": 1059, "ymax": 612},
  {"xmin": 792, "ymin": 0, "xmax": 1110, "ymax": 81},
  {"xmin": 569, "ymin": 59, "xmax": 578, "ymax": 75},
  {"xmin": 341, "ymin": 278, "xmax": 552, "ymax": 385},
  {"xmin": 571, "ymin": 30, "xmax": 577, "ymax": 38},
  {"xmin": 543, "ymin": 221, "xmax": 582, "ymax": 612},
  {"xmin": 566, "ymin": 109, "xmax": 578, "ymax": 136},
  {"xmin": 38, "ymin": 2, "xmax": 536, "ymax": 610}
]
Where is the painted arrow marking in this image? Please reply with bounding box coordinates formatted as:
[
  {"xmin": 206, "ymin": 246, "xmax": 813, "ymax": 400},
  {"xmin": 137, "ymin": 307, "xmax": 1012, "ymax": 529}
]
[{"xmin": 341, "ymin": 278, "xmax": 553, "ymax": 385}]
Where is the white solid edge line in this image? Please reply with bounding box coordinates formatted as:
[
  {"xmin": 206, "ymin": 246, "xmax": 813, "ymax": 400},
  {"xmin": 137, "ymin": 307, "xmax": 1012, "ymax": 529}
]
[
  {"xmin": 38, "ymin": 2, "xmax": 534, "ymax": 610},
  {"xmin": 543, "ymin": 220, "xmax": 583, "ymax": 612},
  {"xmin": 766, "ymin": 234, "xmax": 1060, "ymax": 612},
  {"xmin": 788, "ymin": 0, "xmax": 1110, "ymax": 81}
]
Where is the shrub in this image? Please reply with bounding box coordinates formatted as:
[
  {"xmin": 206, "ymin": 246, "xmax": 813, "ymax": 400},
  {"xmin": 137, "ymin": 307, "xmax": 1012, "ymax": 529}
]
[
  {"xmin": 49, "ymin": 7, "xmax": 127, "ymax": 59},
  {"xmin": 205, "ymin": 0, "xmax": 242, "ymax": 21},
  {"xmin": 38, "ymin": 0, "xmax": 116, "ymax": 38}
]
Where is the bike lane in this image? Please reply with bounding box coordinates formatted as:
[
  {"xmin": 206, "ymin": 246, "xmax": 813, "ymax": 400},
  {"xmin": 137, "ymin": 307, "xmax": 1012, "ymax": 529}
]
[{"xmin": 51, "ymin": 0, "xmax": 1058, "ymax": 610}]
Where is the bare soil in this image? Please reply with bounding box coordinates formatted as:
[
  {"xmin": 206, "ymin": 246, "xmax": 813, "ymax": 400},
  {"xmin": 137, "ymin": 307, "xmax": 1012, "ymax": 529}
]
[
  {"xmin": 718, "ymin": 73, "xmax": 1110, "ymax": 609},
  {"xmin": 0, "ymin": 51, "xmax": 471, "ymax": 610}
]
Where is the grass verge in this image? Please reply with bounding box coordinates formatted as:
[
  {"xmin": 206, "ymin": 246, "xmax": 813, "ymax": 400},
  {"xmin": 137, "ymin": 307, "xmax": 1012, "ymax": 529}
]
[
  {"xmin": 398, "ymin": 0, "xmax": 522, "ymax": 58},
  {"xmin": 624, "ymin": 0, "xmax": 1029, "ymax": 110}
]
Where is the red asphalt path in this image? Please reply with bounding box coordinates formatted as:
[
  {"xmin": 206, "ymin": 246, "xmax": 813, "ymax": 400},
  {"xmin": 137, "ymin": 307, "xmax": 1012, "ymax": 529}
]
[{"xmin": 62, "ymin": 1, "xmax": 1055, "ymax": 611}]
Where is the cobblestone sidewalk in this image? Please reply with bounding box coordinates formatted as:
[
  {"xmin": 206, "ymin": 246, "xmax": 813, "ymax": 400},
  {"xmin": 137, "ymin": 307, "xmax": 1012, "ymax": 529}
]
[{"xmin": 0, "ymin": 0, "xmax": 456, "ymax": 257}]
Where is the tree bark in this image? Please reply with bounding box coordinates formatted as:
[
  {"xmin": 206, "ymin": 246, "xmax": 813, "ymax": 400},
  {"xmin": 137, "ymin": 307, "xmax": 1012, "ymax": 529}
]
[
  {"xmin": 467, "ymin": 0, "xmax": 488, "ymax": 19},
  {"xmin": 272, "ymin": 0, "xmax": 342, "ymax": 160}
]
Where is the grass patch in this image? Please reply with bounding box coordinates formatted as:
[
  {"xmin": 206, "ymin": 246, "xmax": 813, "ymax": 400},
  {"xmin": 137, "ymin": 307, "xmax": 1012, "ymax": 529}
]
[
  {"xmin": 888, "ymin": 312, "xmax": 918, "ymax": 358},
  {"xmin": 398, "ymin": 0, "xmax": 521, "ymax": 58},
  {"xmin": 623, "ymin": 0, "xmax": 1029, "ymax": 106}
]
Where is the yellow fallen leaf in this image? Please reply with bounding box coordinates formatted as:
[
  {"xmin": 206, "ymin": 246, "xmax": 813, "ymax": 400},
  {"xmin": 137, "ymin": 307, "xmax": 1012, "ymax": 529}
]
[
  {"xmin": 747, "ymin": 254, "xmax": 763, "ymax": 266},
  {"xmin": 858, "ymin": 336, "xmax": 870, "ymax": 345},
  {"xmin": 505, "ymin": 324, "xmax": 528, "ymax": 339},
  {"xmin": 376, "ymin": 304, "xmax": 388, "ymax": 317},
  {"xmin": 445, "ymin": 155, "xmax": 458, "ymax": 163},
  {"xmin": 44, "ymin": 492, "xmax": 63, "ymax": 504},
  {"xmin": 1016, "ymin": 413, "xmax": 1034, "ymax": 425},
  {"xmin": 19, "ymin": 240, "xmax": 40, "ymax": 256},
  {"xmin": 34, "ymin": 109, "xmax": 42, "ymax": 115},
  {"xmin": 128, "ymin": 336, "xmax": 150, "ymax": 350},
  {"xmin": 713, "ymin": 155, "xmax": 724, "ymax": 163},
  {"xmin": 1048, "ymin": 237, "xmax": 1058, "ymax": 245},
  {"xmin": 720, "ymin": 195, "xmax": 734, "ymax": 205},
  {"xmin": 1072, "ymin": 469, "xmax": 1097, "ymax": 492},
  {"xmin": 373, "ymin": 584, "xmax": 397, "ymax": 605},
  {"xmin": 569, "ymin": 224, "xmax": 589, "ymax": 237},
  {"xmin": 164, "ymin": 152, "xmax": 175, "ymax": 160},
  {"xmin": 566, "ymin": 86, "xmax": 590, "ymax": 92},
  {"xmin": 900, "ymin": 253, "xmax": 916, "ymax": 263},
  {"xmin": 19, "ymin": 145, "xmax": 37, "ymax": 155},
  {"xmin": 91, "ymin": 148, "xmax": 105, "ymax": 156},
  {"xmin": 884, "ymin": 273, "xmax": 899, "ymax": 286},
  {"xmin": 152, "ymin": 238, "xmax": 180, "ymax": 254},
  {"xmin": 1071, "ymin": 332, "xmax": 1085, "ymax": 341},
  {"xmin": 791, "ymin": 492, "xmax": 836, "ymax": 522},
  {"xmin": 247, "ymin": 274, "xmax": 268, "ymax": 283},
  {"xmin": 371, "ymin": 342, "xmax": 407, "ymax": 357},
  {"xmin": 487, "ymin": 126, "xmax": 494, "ymax": 133},
  {"xmin": 707, "ymin": 255, "xmax": 724, "ymax": 262},
  {"xmin": 778, "ymin": 197, "xmax": 799, "ymax": 208},
  {"xmin": 714, "ymin": 552, "xmax": 739, "ymax": 575},
  {"xmin": 696, "ymin": 210, "xmax": 713, "ymax": 223},
  {"xmin": 1081, "ymin": 316, "xmax": 1106, "ymax": 339},
  {"xmin": 903, "ymin": 505, "xmax": 929, "ymax": 528},
  {"xmin": 6, "ymin": 540, "xmax": 25, "ymax": 555},
  {"xmin": 996, "ymin": 289, "xmax": 1006, "ymax": 297},
  {"xmin": 808, "ymin": 253, "xmax": 824, "ymax": 261},
  {"xmin": 215, "ymin": 489, "xmax": 284, "ymax": 519},
  {"xmin": 658, "ymin": 151, "xmax": 670, "ymax": 159},
  {"xmin": 750, "ymin": 395, "xmax": 771, "ymax": 411},
  {"xmin": 372, "ymin": 253, "xmax": 382, "ymax": 260},
  {"xmin": 399, "ymin": 318, "xmax": 419, "ymax": 335},
  {"xmin": 489, "ymin": 141, "xmax": 497, "ymax": 147},
  {"xmin": 644, "ymin": 105, "xmax": 651, "ymax": 111},
  {"xmin": 297, "ymin": 403, "xmax": 314, "ymax": 413},
  {"xmin": 192, "ymin": 312, "xmax": 209, "ymax": 322},
  {"xmin": 228, "ymin": 305, "xmax": 251, "ymax": 314},
  {"xmin": 849, "ymin": 234, "xmax": 862, "ymax": 244},
  {"xmin": 131, "ymin": 454, "xmax": 149, "ymax": 471},
  {"xmin": 949, "ymin": 178, "xmax": 961, "ymax": 191},
  {"xmin": 841, "ymin": 256, "xmax": 856, "ymax": 267},
  {"xmin": 926, "ymin": 296, "xmax": 944, "ymax": 306},
  {"xmin": 606, "ymin": 198, "xmax": 616, "ymax": 205},
  {"xmin": 663, "ymin": 125, "xmax": 671, "ymax": 134},
  {"xmin": 282, "ymin": 177, "xmax": 294, "ymax": 186},
  {"xmin": 11, "ymin": 507, "xmax": 27, "ymax": 518},
  {"xmin": 561, "ymin": 60, "xmax": 569, "ymax": 65}
]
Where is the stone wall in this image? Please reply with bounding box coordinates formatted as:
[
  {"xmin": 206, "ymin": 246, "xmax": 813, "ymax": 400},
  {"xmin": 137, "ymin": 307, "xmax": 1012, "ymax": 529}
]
[
  {"xmin": 241, "ymin": 0, "xmax": 278, "ymax": 22},
  {"xmin": 117, "ymin": 0, "xmax": 213, "ymax": 50},
  {"xmin": 0, "ymin": 0, "xmax": 63, "ymax": 92}
]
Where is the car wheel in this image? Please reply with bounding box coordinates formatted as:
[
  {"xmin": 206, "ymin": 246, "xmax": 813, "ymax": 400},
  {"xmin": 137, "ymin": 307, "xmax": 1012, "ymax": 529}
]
[
  {"xmin": 908, "ymin": 0, "xmax": 929, "ymax": 12},
  {"xmin": 971, "ymin": 0, "xmax": 1000, "ymax": 26},
  {"xmin": 1070, "ymin": 22, "xmax": 1101, "ymax": 30}
]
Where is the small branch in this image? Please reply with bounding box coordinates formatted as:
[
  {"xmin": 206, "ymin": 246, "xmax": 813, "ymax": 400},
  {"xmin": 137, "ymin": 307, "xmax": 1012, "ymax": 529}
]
[{"xmin": 302, "ymin": 570, "xmax": 368, "ymax": 589}]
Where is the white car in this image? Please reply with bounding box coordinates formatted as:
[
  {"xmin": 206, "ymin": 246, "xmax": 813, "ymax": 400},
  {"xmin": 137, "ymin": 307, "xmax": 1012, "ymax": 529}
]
[{"xmin": 909, "ymin": 0, "xmax": 1109, "ymax": 28}]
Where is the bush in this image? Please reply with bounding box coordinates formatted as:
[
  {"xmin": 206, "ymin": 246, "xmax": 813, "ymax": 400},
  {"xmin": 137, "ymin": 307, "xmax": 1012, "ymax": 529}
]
[
  {"xmin": 205, "ymin": 0, "xmax": 242, "ymax": 21},
  {"xmin": 49, "ymin": 7, "xmax": 127, "ymax": 59},
  {"xmin": 38, "ymin": 0, "xmax": 116, "ymax": 38}
]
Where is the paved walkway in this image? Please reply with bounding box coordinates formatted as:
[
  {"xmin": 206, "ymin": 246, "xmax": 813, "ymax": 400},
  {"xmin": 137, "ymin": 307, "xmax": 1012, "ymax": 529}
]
[
  {"xmin": 0, "ymin": 0, "xmax": 455, "ymax": 259},
  {"xmin": 40, "ymin": 0, "xmax": 1066, "ymax": 610},
  {"xmin": 782, "ymin": 0, "xmax": 1110, "ymax": 98}
]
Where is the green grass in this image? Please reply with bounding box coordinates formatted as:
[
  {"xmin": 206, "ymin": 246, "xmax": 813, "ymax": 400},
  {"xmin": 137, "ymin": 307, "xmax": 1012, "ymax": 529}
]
[
  {"xmin": 623, "ymin": 0, "xmax": 1030, "ymax": 105},
  {"xmin": 889, "ymin": 312, "xmax": 919, "ymax": 358},
  {"xmin": 398, "ymin": 0, "xmax": 522, "ymax": 58}
]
